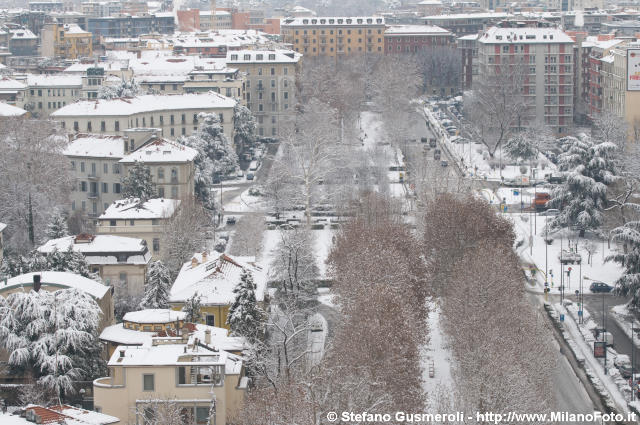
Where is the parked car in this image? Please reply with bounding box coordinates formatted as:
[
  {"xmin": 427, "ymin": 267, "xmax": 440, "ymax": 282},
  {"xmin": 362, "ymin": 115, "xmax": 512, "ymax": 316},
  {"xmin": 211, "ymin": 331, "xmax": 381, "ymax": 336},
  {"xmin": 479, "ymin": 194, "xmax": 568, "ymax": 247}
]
[
  {"xmin": 246, "ymin": 173, "xmax": 255, "ymax": 180},
  {"xmin": 226, "ymin": 216, "xmax": 237, "ymax": 225},
  {"xmin": 429, "ymin": 139, "xmax": 437, "ymax": 148},
  {"xmin": 441, "ymin": 160, "xmax": 448, "ymax": 167},
  {"xmin": 539, "ymin": 208, "xmax": 560, "ymax": 216},
  {"xmin": 237, "ymin": 170, "xmax": 244, "ymax": 178},
  {"xmin": 590, "ymin": 282, "xmax": 613, "ymax": 293},
  {"xmin": 434, "ymin": 149, "xmax": 441, "ymax": 160},
  {"xmin": 558, "ymin": 249, "xmax": 581, "ymax": 264}
]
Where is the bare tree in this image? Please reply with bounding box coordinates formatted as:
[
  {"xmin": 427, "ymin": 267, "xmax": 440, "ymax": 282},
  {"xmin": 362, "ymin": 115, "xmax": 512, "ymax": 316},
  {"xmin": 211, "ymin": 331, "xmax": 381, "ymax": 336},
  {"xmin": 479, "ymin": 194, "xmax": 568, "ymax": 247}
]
[
  {"xmin": 414, "ymin": 46, "xmax": 462, "ymax": 96},
  {"xmin": 463, "ymin": 62, "xmax": 531, "ymax": 159},
  {"xmin": 161, "ymin": 196, "xmax": 210, "ymax": 277},
  {"xmin": 0, "ymin": 118, "xmax": 71, "ymax": 252},
  {"xmin": 227, "ymin": 215, "xmax": 264, "ymax": 258},
  {"xmin": 270, "ymin": 227, "xmax": 318, "ymax": 300},
  {"xmin": 135, "ymin": 398, "xmax": 201, "ymax": 425}
]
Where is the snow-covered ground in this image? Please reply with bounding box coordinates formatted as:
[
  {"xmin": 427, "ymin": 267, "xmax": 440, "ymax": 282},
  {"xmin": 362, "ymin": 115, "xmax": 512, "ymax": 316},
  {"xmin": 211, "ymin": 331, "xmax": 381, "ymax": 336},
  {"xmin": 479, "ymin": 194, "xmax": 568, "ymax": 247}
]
[
  {"xmin": 422, "ymin": 300, "xmax": 454, "ymax": 405},
  {"xmin": 510, "ymin": 212, "xmax": 624, "ymax": 294}
]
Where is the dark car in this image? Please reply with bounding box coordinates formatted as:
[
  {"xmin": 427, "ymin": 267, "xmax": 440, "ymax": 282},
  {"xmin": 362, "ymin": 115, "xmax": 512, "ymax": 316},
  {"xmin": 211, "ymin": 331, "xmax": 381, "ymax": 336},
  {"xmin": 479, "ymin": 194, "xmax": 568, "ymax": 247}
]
[
  {"xmin": 246, "ymin": 173, "xmax": 255, "ymax": 180},
  {"xmin": 590, "ymin": 282, "xmax": 613, "ymax": 293},
  {"xmin": 226, "ymin": 216, "xmax": 236, "ymax": 225}
]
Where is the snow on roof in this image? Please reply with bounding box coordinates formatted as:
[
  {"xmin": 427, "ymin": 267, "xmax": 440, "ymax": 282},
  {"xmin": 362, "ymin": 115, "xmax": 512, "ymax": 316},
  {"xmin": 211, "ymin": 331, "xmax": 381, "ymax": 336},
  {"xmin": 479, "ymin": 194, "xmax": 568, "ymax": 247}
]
[
  {"xmin": 479, "ymin": 26, "xmax": 574, "ymax": 44},
  {"xmin": 0, "ymin": 101, "xmax": 27, "ymax": 116},
  {"xmin": 226, "ymin": 49, "xmax": 301, "ymax": 63},
  {"xmin": 99, "ymin": 198, "xmax": 180, "ymax": 220},
  {"xmin": 169, "ymin": 252, "xmax": 267, "ymax": 305},
  {"xmin": 0, "ymin": 77, "xmax": 26, "ymax": 91},
  {"xmin": 3, "ymin": 271, "xmax": 110, "ymax": 299},
  {"xmin": 51, "ymin": 405, "xmax": 119, "ymax": 425},
  {"xmin": 601, "ymin": 54, "xmax": 615, "ymax": 63},
  {"xmin": 423, "ymin": 12, "xmax": 511, "ymax": 20},
  {"xmin": 26, "ymin": 74, "xmax": 82, "ymax": 87},
  {"xmin": 137, "ymin": 74, "xmax": 187, "ymax": 83},
  {"xmin": 582, "ymin": 36, "xmax": 626, "ymax": 50},
  {"xmin": 64, "ymin": 134, "xmax": 126, "ymax": 158},
  {"xmin": 283, "ymin": 16, "xmax": 384, "ymax": 26},
  {"xmin": 105, "ymin": 341, "xmax": 231, "ymax": 367},
  {"xmin": 200, "ymin": 10, "xmax": 231, "ymax": 16},
  {"xmin": 385, "ymin": 24, "xmax": 451, "ymax": 35},
  {"xmin": 39, "ymin": 234, "xmax": 148, "ymax": 254},
  {"xmin": 51, "ymin": 93, "xmax": 235, "ymax": 118},
  {"xmin": 99, "ymin": 322, "xmax": 244, "ymax": 354},
  {"xmin": 10, "ymin": 28, "xmax": 37, "ymax": 39},
  {"xmin": 119, "ymin": 137, "xmax": 197, "ymax": 164},
  {"xmin": 418, "ymin": 0, "xmax": 443, "ymax": 4},
  {"xmin": 458, "ymin": 33, "xmax": 480, "ymax": 40},
  {"xmin": 123, "ymin": 309, "xmax": 186, "ymax": 323},
  {"xmin": 64, "ymin": 24, "xmax": 91, "ymax": 35}
]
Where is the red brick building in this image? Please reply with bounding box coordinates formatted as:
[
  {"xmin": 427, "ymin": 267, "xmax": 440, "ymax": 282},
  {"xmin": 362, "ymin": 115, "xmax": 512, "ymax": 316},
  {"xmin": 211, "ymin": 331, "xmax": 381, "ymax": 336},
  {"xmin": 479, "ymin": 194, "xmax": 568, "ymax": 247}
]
[{"xmin": 384, "ymin": 25, "xmax": 454, "ymax": 54}]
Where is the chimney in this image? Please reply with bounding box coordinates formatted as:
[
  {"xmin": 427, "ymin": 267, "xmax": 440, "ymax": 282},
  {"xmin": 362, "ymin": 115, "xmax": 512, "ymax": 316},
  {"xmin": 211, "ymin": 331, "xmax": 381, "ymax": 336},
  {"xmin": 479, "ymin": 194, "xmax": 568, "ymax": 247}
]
[
  {"xmin": 33, "ymin": 274, "xmax": 41, "ymax": 292},
  {"xmin": 202, "ymin": 251, "xmax": 208, "ymax": 263},
  {"xmin": 119, "ymin": 350, "xmax": 125, "ymax": 358},
  {"xmin": 204, "ymin": 329, "xmax": 211, "ymax": 345},
  {"xmin": 191, "ymin": 257, "xmax": 199, "ymax": 268}
]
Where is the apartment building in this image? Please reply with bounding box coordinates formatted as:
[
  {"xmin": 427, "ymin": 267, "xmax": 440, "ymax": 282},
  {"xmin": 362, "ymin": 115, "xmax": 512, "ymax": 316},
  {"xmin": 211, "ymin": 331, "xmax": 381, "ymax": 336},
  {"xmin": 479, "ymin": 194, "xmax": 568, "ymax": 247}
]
[
  {"xmin": 0, "ymin": 77, "xmax": 27, "ymax": 105},
  {"xmin": 281, "ymin": 16, "xmax": 386, "ymax": 57},
  {"xmin": 38, "ymin": 233, "xmax": 151, "ymax": 297},
  {"xmin": 41, "ymin": 23, "xmax": 93, "ymax": 60},
  {"xmin": 422, "ymin": 13, "xmax": 512, "ymax": 36},
  {"xmin": 200, "ymin": 10, "xmax": 233, "ymax": 30},
  {"xmin": 384, "ymin": 25, "xmax": 454, "ymax": 54},
  {"xmin": 583, "ymin": 37, "xmax": 627, "ymax": 120},
  {"xmin": 119, "ymin": 137, "xmax": 197, "ymax": 200},
  {"xmin": 169, "ymin": 252, "xmax": 267, "ymax": 330},
  {"xmin": 22, "ymin": 74, "xmax": 82, "ymax": 117},
  {"xmin": 87, "ymin": 13, "xmax": 175, "ymax": 41},
  {"xmin": 184, "ymin": 67, "xmax": 246, "ymax": 104},
  {"xmin": 9, "ymin": 28, "xmax": 38, "ymax": 56},
  {"xmin": 599, "ymin": 43, "xmax": 640, "ymax": 134},
  {"xmin": 93, "ymin": 331, "xmax": 247, "ymax": 425},
  {"xmin": 458, "ymin": 33, "xmax": 479, "ymax": 90},
  {"xmin": 51, "ymin": 92, "xmax": 236, "ymax": 140},
  {"xmin": 226, "ymin": 49, "xmax": 301, "ymax": 137},
  {"xmin": 476, "ymin": 25, "xmax": 575, "ymax": 134},
  {"xmin": 96, "ymin": 198, "xmax": 181, "ymax": 259},
  {"xmin": 29, "ymin": 1, "xmax": 64, "ymax": 12}
]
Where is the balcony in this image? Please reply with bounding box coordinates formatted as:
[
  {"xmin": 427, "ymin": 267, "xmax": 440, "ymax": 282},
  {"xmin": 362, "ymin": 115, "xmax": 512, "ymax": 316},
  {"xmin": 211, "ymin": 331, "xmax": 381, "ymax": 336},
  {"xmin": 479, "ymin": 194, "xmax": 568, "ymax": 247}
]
[
  {"xmin": 93, "ymin": 377, "xmax": 124, "ymax": 388},
  {"xmin": 87, "ymin": 173, "xmax": 99, "ymax": 180},
  {"xmin": 88, "ymin": 192, "xmax": 98, "ymax": 199}
]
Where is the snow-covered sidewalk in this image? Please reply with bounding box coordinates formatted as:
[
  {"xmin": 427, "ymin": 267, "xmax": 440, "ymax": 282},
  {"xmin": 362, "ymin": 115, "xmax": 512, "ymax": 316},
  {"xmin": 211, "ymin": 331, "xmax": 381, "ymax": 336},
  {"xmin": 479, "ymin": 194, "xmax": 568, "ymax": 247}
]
[{"xmin": 422, "ymin": 299, "xmax": 454, "ymax": 401}]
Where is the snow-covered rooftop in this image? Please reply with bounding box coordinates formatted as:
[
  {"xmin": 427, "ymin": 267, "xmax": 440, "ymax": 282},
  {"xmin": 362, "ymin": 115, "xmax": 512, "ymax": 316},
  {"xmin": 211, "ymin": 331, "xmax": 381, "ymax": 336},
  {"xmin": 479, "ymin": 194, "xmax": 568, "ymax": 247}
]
[
  {"xmin": 99, "ymin": 198, "xmax": 180, "ymax": 220},
  {"xmin": 582, "ymin": 36, "xmax": 626, "ymax": 50},
  {"xmin": 26, "ymin": 74, "xmax": 82, "ymax": 87},
  {"xmin": 169, "ymin": 252, "xmax": 267, "ymax": 305},
  {"xmin": 119, "ymin": 137, "xmax": 197, "ymax": 164},
  {"xmin": 458, "ymin": 33, "xmax": 480, "ymax": 41},
  {"xmin": 3, "ymin": 271, "xmax": 110, "ymax": 299},
  {"xmin": 0, "ymin": 405, "xmax": 119, "ymax": 425},
  {"xmin": 479, "ymin": 26, "xmax": 574, "ymax": 44},
  {"xmin": 423, "ymin": 12, "xmax": 511, "ymax": 20},
  {"xmin": 51, "ymin": 93, "xmax": 236, "ymax": 117},
  {"xmin": 123, "ymin": 308, "xmax": 186, "ymax": 323},
  {"xmin": 104, "ymin": 340, "xmax": 242, "ymax": 373},
  {"xmin": 385, "ymin": 24, "xmax": 451, "ymax": 35},
  {"xmin": 38, "ymin": 235, "xmax": 150, "ymax": 265},
  {"xmin": 226, "ymin": 49, "xmax": 302, "ymax": 63},
  {"xmin": 64, "ymin": 134, "xmax": 126, "ymax": 158},
  {"xmin": 0, "ymin": 101, "xmax": 27, "ymax": 116},
  {"xmin": 10, "ymin": 28, "xmax": 37, "ymax": 39},
  {"xmin": 0, "ymin": 77, "xmax": 26, "ymax": 91},
  {"xmin": 64, "ymin": 23, "xmax": 90, "ymax": 35}
]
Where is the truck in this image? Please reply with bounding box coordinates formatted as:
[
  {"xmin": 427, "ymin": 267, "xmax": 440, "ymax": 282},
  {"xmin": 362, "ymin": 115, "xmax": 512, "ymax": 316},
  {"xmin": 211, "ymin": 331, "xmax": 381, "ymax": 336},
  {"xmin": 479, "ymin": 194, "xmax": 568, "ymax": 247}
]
[{"xmin": 532, "ymin": 192, "xmax": 551, "ymax": 211}]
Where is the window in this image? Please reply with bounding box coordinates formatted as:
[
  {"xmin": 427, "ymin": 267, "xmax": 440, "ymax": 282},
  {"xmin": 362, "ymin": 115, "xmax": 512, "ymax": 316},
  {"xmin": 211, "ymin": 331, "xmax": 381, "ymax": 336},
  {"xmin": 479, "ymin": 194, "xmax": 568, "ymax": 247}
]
[
  {"xmin": 178, "ymin": 367, "xmax": 187, "ymax": 384},
  {"xmin": 109, "ymin": 219, "xmax": 116, "ymax": 226},
  {"xmin": 143, "ymin": 374, "xmax": 154, "ymax": 391},
  {"xmin": 171, "ymin": 168, "xmax": 178, "ymax": 183},
  {"xmin": 100, "ymin": 121, "xmax": 106, "ymax": 131},
  {"xmin": 80, "ymin": 181, "xmax": 87, "ymax": 192},
  {"xmin": 195, "ymin": 407, "xmax": 209, "ymax": 424},
  {"xmin": 193, "ymin": 113, "xmax": 198, "ymax": 124},
  {"xmin": 171, "ymin": 186, "xmax": 178, "ymax": 198},
  {"xmin": 113, "ymin": 164, "xmax": 120, "ymax": 174},
  {"xmin": 181, "ymin": 114, "xmax": 186, "ymax": 124},
  {"xmin": 119, "ymin": 272, "xmax": 127, "ymax": 284},
  {"xmin": 87, "ymin": 121, "xmax": 92, "ymax": 131},
  {"xmin": 206, "ymin": 315, "xmax": 215, "ymax": 326},
  {"xmin": 158, "ymin": 167, "xmax": 164, "ymax": 179},
  {"xmin": 158, "ymin": 187, "xmax": 165, "ymax": 197},
  {"xmin": 71, "ymin": 161, "xmax": 76, "ymax": 170},
  {"xmin": 103, "ymin": 163, "xmax": 108, "ymax": 174},
  {"xmin": 102, "ymin": 183, "xmax": 108, "ymax": 193},
  {"xmin": 113, "ymin": 183, "xmax": 121, "ymax": 193},
  {"xmin": 170, "ymin": 115, "xmax": 174, "ymax": 125},
  {"xmin": 129, "ymin": 219, "xmax": 134, "ymax": 226},
  {"xmin": 153, "ymin": 238, "xmax": 160, "ymax": 252}
]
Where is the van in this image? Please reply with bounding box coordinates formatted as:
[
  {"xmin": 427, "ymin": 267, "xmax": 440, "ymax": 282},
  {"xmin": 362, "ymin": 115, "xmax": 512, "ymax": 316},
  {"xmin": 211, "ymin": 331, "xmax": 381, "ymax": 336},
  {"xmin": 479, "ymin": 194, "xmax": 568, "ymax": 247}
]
[
  {"xmin": 596, "ymin": 329, "xmax": 614, "ymax": 347},
  {"xmin": 532, "ymin": 192, "xmax": 550, "ymax": 210},
  {"xmin": 249, "ymin": 161, "xmax": 259, "ymax": 172}
]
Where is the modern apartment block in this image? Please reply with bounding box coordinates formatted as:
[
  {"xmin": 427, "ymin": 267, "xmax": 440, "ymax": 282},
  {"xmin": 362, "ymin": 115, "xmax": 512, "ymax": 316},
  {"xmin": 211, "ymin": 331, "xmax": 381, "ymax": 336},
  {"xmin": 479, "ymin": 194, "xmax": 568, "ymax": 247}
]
[
  {"xmin": 281, "ymin": 16, "xmax": 386, "ymax": 58},
  {"xmin": 476, "ymin": 25, "xmax": 575, "ymax": 134},
  {"xmin": 87, "ymin": 13, "xmax": 175, "ymax": 40},
  {"xmin": 226, "ymin": 49, "xmax": 301, "ymax": 137}
]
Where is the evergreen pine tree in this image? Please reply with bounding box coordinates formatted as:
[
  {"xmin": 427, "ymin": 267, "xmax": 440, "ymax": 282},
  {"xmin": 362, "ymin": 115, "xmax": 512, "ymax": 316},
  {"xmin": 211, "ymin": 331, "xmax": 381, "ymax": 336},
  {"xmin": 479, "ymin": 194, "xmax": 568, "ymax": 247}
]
[
  {"xmin": 45, "ymin": 210, "xmax": 69, "ymax": 240},
  {"xmin": 139, "ymin": 260, "xmax": 171, "ymax": 309},
  {"xmin": 182, "ymin": 292, "xmax": 203, "ymax": 323},
  {"xmin": 227, "ymin": 269, "xmax": 263, "ymax": 341},
  {"xmin": 122, "ymin": 162, "xmax": 157, "ymax": 202}
]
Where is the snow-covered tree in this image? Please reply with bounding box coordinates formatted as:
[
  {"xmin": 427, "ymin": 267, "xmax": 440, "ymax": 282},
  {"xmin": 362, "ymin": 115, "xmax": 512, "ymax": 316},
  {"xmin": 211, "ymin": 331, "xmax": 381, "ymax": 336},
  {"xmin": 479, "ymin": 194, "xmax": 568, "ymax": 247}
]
[
  {"xmin": 233, "ymin": 104, "xmax": 257, "ymax": 152},
  {"xmin": 122, "ymin": 162, "xmax": 156, "ymax": 202},
  {"xmin": 179, "ymin": 113, "xmax": 238, "ymax": 209},
  {"xmin": 227, "ymin": 269, "xmax": 264, "ymax": 341},
  {"xmin": 504, "ymin": 131, "xmax": 538, "ymax": 164},
  {"xmin": 45, "ymin": 209, "xmax": 69, "ymax": 240},
  {"xmin": 97, "ymin": 78, "xmax": 141, "ymax": 99},
  {"xmin": 548, "ymin": 134, "xmax": 618, "ymax": 236},
  {"xmin": 1, "ymin": 247, "xmax": 98, "ymax": 281},
  {"xmin": 139, "ymin": 260, "xmax": 171, "ymax": 309},
  {"xmin": 271, "ymin": 227, "xmax": 318, "ymax": 301},
  {"xmin": 0, "ymin": 119, "xmax": 71, "ymax": 252},
  {"xmin": 182, "ymin": 292, "xmax": 202, "ymax": 323},
  {"xmin": 0, "ymin": 288, "xmax": 103, "ymax": 399}
]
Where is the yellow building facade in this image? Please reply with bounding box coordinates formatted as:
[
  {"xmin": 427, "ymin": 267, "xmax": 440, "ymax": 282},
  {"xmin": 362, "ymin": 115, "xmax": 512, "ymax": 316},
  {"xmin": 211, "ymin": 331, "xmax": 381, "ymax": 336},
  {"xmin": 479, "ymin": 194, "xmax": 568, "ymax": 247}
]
[
  {"xmin": 281, "ymin": 16, "xmax": 386, "ymax": 58},
  {"xmin": 41, "ymin": 23, "xmax": 92, "ymax": 60}
]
